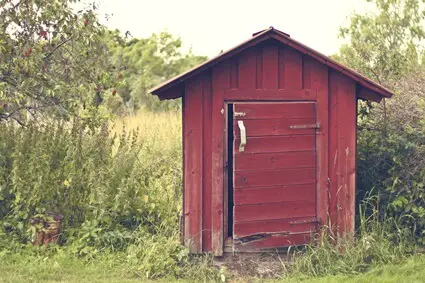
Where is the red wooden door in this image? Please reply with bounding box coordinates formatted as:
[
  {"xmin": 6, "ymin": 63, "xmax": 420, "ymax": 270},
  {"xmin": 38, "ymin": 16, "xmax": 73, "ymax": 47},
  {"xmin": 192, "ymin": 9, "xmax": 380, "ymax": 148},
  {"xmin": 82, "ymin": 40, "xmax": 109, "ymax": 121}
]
[{"xmin": 232, "ymin": 102, "xmax": 318, "ymax": 251}]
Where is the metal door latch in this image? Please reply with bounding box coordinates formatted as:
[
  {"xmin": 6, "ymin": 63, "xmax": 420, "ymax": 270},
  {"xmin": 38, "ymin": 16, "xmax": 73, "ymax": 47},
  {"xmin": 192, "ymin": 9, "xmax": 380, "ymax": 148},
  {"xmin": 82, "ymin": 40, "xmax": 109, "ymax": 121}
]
[{"xmin": 234, "ymin": 112, "xmax": 246, "ymax": 117}]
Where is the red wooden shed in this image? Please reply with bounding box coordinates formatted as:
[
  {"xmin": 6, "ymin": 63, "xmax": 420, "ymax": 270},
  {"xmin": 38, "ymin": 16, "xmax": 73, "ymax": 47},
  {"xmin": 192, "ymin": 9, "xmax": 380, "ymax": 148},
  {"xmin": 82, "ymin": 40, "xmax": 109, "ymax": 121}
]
[{"xmin": 151, "ymin": 27, "xmax": 394, "ymax": 255}]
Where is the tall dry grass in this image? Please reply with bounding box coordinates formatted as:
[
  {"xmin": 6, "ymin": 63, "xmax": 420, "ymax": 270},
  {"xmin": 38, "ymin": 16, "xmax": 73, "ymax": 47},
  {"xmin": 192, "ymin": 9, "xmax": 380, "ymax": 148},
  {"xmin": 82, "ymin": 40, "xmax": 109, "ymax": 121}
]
[{"xmin": 111, "ymin": 109, "xmax": 181, "ymax": 152}]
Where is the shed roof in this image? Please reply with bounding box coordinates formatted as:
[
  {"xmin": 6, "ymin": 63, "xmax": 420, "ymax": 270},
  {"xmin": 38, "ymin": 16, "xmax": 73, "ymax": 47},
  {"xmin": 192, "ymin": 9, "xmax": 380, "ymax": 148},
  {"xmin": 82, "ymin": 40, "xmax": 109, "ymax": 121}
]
[{"xmin": 151, "ymin": 27, "xmax": 395, "ymax": 101}]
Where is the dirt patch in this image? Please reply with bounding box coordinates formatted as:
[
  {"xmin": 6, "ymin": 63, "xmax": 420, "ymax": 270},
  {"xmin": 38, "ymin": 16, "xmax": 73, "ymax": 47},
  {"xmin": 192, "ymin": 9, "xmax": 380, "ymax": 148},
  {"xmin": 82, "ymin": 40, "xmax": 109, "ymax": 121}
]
[{"xmin": 214, "ymin": 252, "xmax": 291, "ymax": 281}]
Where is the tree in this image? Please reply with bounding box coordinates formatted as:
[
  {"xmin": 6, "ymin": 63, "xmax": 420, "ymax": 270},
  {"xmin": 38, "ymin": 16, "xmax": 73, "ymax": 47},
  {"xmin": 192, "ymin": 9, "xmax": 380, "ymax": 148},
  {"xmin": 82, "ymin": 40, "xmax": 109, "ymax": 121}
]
[
  {"xmin": 336, "ymin": 0, "xmax": 425, "ymax": 84},
  {"xmin": 337, "ymin": 0, "xmax": 425, "ymax": 241},
  {"xmin": 110, "ymin": 32, "xmax": 207, "ymax": 112},
  {"xmin": 0, "ymin": 0, "xmax": 118, "ymax": 125}
]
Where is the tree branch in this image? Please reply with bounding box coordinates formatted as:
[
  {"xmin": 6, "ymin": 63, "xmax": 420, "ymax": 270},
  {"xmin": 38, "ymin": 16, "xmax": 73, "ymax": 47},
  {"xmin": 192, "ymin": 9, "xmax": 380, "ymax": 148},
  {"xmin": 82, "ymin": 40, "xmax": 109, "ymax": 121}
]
[{"xmin": 43, "ymin": 37, "xmax": 73, "ymax": 60}]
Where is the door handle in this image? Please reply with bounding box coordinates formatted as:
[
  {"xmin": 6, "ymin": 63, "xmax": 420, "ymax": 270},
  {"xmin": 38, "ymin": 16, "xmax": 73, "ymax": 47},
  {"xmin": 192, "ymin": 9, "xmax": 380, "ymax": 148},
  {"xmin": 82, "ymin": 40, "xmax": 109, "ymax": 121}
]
[{"xmin": 238, "ymin": 120, "xmax": 246, "ymax": 152}]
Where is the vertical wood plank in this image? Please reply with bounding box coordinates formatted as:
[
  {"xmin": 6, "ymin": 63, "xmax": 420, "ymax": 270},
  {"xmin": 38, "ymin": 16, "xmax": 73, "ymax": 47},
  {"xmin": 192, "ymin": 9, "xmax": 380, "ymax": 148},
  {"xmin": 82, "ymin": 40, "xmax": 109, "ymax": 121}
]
[
  {"xmin": 278, "ymin": 47, "xmax": 285, "ymax": 89},
  {"xmin": 181, "ymin": 94, "xmax": 186, "ymax": 245},
  {"xmin": 328, "ymin": 71, "xmax": 339, "ymax": 236},
  {"xmin": 211, "ymin": 61, "xmax": 230, "ymax": 255},
  {"xmin": 262, "ymin": 45, "xmax": 279, "ymax": 89},
  {"xmin": 184, "ymin": 77, "xmax": 203, "ymax": 253},
  {"xmin": 305, "ymin": 58, "xmax": 329, "ymax": 231},
  {"xmin": 238, "ymin": 48, "xmax": 257, "ymax": 90},
  {"xmin": 256, "ymin": 48, "xmax": 263, "ymax": 89},
  {"xmin": 202, "ymin": 73, "xmax": 213, "ymax": 252},
  {"xmin": 230, "ymin": 58, "xmax": 238, "ymax": 89},
  {"xmin": 302, "ymin": 56, "xmax": 311, "ymax": 89},
  {"xmin": 336, "ymin": 75, "xmax": 356, "ymax": 237},
  {"xmin": 284, "ymin": 47, "xmax": 303, "ymax": 89}
]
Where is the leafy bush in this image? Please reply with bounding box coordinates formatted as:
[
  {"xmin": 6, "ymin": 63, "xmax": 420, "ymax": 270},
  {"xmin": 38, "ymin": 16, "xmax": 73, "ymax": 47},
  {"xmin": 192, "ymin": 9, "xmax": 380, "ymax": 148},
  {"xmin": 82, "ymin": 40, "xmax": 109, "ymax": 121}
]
[
  {"xmin": 357, "ymin": 71, "xmax": 425, "ymax": 243},
  {"xmin": 0, "ymin": 110, "xmax": 218, "ymax": 279}
]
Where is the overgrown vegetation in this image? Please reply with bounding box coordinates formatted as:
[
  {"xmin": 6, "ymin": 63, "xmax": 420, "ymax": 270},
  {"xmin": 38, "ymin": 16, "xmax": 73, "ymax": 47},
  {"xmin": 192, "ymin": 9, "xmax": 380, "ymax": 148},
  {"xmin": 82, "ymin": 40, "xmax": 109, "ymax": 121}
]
[
  {"xmin": 2, "ymin": 0, "xmax": 425, "ymax": 282},
  {"xmin": 0, "ymin": 111, "xmax": 213, "ymax": 280},
  {"xmin": 336, "ymin": 0, "xmax": 425, "ymax": 245},
  {"xmin": 289, "ymin": 196, "xmax": 416, "ymax": 278}
]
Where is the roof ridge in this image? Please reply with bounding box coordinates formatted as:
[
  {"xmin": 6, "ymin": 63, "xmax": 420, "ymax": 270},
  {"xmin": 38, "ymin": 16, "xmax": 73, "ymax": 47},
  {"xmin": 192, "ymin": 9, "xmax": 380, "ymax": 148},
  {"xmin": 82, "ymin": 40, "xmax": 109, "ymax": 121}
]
[{"xmin": 150, "ymin": 27, "xmax": 394, "ymax": 101}]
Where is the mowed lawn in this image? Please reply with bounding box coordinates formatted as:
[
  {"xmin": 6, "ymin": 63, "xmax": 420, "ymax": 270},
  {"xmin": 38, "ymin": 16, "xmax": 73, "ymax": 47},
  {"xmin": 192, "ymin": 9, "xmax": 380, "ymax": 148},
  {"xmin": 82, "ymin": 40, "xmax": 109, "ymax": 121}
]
[{"xmin": 1, "ymin": 254, "xmax": 425, "ymax": 283}]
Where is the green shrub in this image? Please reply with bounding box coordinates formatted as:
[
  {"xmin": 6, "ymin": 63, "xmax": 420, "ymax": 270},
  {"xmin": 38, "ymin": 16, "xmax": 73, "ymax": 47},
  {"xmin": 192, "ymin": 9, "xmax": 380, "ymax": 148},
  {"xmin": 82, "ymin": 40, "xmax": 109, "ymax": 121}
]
[
  {"xmin": 357, "ymin": 71, "xmax": 425, "ymax": 244},
  {"xmin": 0, "ymin": 119, "xmax": 180, "ymax": 247}
]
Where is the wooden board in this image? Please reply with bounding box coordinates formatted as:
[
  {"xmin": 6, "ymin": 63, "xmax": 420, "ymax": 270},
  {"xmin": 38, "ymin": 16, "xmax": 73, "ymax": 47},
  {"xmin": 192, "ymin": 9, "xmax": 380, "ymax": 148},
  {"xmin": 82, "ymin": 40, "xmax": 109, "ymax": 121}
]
[
  {"xmin": 284, "ymin": 47, "xmax": 303, "ymax": 89},
  {"xmin": 233, "ymin": 102, "xmax": 315, "ymax": 119},
  {"xmin": 232, "ymin": 102, "xmax": 317, "ymax": 251},
  {"xmin": 183, "ymin": 78, "xmax": 203, "ymax": 253},
  {"xmin": 234, "ymin": 217, "xmax": 317, "ymax": 236},
  {"xmin": 233, "ymin": 233, "xmax": 312, "ymax": 252},
  {"xmin": 234, "ymin": 201, "xmax": 315, "ymax": 222},
  {"xmin": 211, "ymin": 61, "xmax": 229, "ymax": 256},
  {"xmin": 262, "ymin": 45, "xmax": 279, "ymax": 89},
  {"xmin": 305, "ymin": 58, "xmax": 329, "ymax": 234},
  {"xmin": 233, "ymin": 118, "xmax": 316, "ymax": 137},
  {"xmin": 234, "ymin": 167, "xmax": 316, "ymax": 188},
  {"xmin": 202, "ymin": 74, "xmax": 212, "ymax": 252},
  {"xmin": 234, "ymin": 151, "xmax": 315, "ymax": 171},
  {"xmin": 328, "ymin": 71, "xmax": 357, "ymax": 237},
  {"xmin": 234, "ymin": 183, "xmax": 316, "ymax": 205},
  {"xmin": 234, "ymin": 135, "xmax": 315, "ymax": 154}
]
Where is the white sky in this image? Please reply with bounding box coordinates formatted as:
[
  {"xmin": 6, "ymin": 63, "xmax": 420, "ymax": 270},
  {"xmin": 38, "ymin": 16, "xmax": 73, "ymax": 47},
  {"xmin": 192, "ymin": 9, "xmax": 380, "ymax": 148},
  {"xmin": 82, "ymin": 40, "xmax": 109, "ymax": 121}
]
[{"xmin": 97, "ymin": 0, "xmax": 370, "ymax": 57}]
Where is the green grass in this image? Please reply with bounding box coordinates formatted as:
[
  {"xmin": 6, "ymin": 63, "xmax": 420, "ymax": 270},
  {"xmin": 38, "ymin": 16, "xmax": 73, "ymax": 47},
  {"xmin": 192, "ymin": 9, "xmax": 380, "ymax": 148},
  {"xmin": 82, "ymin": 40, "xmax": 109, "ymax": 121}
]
[
  {"xmin": 1, "ymin": 253, "xmax": 425, "ymax": 283},
  {"xmin": 0, "ymin": 252, "xmax": 191, "ymax": 283},
  {"xmin": 283, "ymin": 255, "xmax": 425, "ymax": 283}
]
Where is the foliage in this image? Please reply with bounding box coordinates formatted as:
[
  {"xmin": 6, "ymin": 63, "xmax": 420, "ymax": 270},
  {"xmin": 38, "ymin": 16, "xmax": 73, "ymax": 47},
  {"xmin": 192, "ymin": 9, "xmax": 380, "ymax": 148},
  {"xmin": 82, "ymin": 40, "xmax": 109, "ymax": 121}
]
[
  {"xmin": 288, "ymin": 197, "xmax": 415, "ymax": 278},
  {"xmin": 0, "ymin": 110, "xmax": 210, "ymax": 279},
  {"xmin": 356, "ymin": 71, "xmax": 425, "ymax": 243},
  {"xmin": 110, "ymin": 32, "xmax": 207, "ymax": 112},
  {"xmin": 334, "ymin": 0, "xmax": 425, "ymax": 243},
  {"xmin": 3, "ymin": 251, "xmax": 425, "ymax": 283},
  {"xmin": 284, "ymin": 255, "xmax": 425, "ymax": 283},
  {"xmin": 336, "ymin": 0, "xmax": 425, "ymax": 83},
  {"xmin": 0, "ymin": 0, "xmax": 207, "ymax": 121},
  {"xmin": 0, "ymin": 248, "xmax": 217, "ymax": 283},
  {"xmin": 0, "ymin": 0, "xmax": 122, "ymax": 125}
]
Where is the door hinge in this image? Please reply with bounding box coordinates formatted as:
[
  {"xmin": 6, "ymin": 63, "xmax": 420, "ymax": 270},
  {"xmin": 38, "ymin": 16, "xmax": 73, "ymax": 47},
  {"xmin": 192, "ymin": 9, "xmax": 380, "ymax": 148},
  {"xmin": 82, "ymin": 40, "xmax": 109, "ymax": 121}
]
[
  {"xmin": 290, "ymin": 123, "xmax": 321, "ymax": 129},
  {"xmin": 289, "ymin": 218, "xmax": 320, "ymax": 225}
]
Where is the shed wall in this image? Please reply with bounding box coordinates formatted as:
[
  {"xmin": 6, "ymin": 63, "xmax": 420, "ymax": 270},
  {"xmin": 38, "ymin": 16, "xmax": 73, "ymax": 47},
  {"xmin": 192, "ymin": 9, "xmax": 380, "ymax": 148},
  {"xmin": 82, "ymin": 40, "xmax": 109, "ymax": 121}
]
[
  {"xmin": 329, "ymin": 71, "xmax": 357, "ymax": 237},
  {"xmin": 183, "ymin": 41, "xmax": 357, "ymax": 254}
]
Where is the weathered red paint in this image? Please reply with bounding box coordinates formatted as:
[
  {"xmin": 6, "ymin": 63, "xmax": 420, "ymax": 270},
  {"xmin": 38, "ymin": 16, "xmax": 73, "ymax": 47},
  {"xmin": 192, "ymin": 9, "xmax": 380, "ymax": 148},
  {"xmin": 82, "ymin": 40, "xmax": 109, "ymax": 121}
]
[
  {"xmin": 231, "ymin": 102, "xmax": 317, "ymax": 250},
  {"xmin": 224, "ymin": 89, "xmax": 316, "ymax": 100},
  {"xmin": 234, "ymin": 233, "xmax": 312, "ymax": 252},
  {"xmin": 233, "ymin": 118, "xmax": 316, "ymax": 136},
  {"xmin": 234, "ymin": 201, "xmax": 316, "ymax": 222},
  {"xmin": 233, "ymin": 151, "xmax": 316, "ymax": 171},
  {"xmin": 151, "ymin": 27, "xmax": 393, "ymax": 100},
  {"xmin": 234, "ymin": 216, "xmax": 316, "ymax": 237},
  {"xmin": 234, "ymin": 184, "xmax": 316, "ymax": 205},
  {"xmin": 234, "ymin": 167, "xmax": 316, "ymax": 188},
  {"xmin": 232, "ymin": 102, "xmax": 316, "ymax": 118},
  {"xmin": 328, "ymin": 71, "xmax": 357, "ymax": 238},
  {"xmin": 183, "ymin": 77, "xmax": 203, "ymax": 253},
  {"xmin": 152, "ymin": 28, "xmax": 394, "ymax": 254},
  {"xmin": 211, "ymin": 61, "xmax": 228, "ymax": 255},
  {"xmin": 202, "ymin": 74, "xmax": 213, "ymax": 252}
]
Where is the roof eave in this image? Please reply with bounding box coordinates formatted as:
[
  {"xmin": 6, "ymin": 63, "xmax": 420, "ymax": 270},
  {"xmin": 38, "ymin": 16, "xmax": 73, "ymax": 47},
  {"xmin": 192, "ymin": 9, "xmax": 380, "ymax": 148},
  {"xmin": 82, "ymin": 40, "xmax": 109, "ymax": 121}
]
[
  {"xmin": 151, "ymin": 28, "xmax": 394, "ymax": 101},
  {"xmin": 150, "ymin": 27, "xmax": 275, "ymax": 96}
]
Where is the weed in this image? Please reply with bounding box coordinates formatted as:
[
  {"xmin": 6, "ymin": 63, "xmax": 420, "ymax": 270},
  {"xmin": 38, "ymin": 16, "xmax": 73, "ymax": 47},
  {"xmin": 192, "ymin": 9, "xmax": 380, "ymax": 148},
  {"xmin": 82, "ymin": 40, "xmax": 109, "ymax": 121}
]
[{"xmin": 288, "ymin": 196, "xmax": 416, "ymax": 278}]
